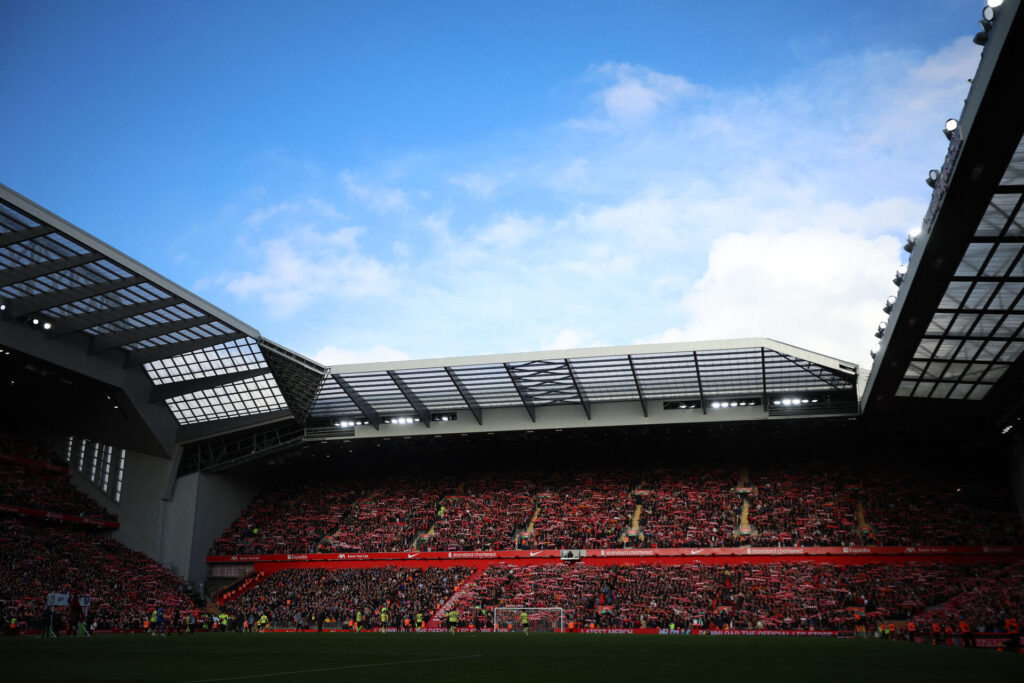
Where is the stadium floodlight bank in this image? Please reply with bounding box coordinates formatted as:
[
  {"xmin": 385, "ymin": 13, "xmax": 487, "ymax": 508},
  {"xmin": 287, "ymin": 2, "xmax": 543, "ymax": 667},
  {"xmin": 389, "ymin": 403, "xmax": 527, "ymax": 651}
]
[{"xmin": 493, "ymin": 607, "xmax": 566, "ymax": 633}]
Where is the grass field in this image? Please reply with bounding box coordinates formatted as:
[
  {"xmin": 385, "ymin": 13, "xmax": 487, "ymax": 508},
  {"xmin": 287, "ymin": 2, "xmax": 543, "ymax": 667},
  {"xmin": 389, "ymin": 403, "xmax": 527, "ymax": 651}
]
[{"xmin": 2, "ymin": 633, "xmax": 1022, "ymax": 682}]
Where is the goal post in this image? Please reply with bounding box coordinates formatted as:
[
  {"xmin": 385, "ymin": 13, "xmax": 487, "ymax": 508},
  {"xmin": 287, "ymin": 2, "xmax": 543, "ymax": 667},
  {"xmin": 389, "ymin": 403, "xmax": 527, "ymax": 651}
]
[{"xmin": 493, "ymin": 607, "xmax": 566, "ymax": 633}]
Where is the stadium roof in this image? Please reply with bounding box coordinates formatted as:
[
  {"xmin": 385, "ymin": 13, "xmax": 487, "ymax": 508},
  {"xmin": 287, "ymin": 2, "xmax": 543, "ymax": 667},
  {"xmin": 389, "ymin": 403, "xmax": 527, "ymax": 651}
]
[
  {"xmin": 863, "ymin": 0, "xmax": 1024, "ymax": 429},
  {"xmin": 311, "ymin": 339, "xmax": 859, "ymax": 429},
  {"xmin": 0, "ymin": 183, "xmax": 326, "ymax": 454}
]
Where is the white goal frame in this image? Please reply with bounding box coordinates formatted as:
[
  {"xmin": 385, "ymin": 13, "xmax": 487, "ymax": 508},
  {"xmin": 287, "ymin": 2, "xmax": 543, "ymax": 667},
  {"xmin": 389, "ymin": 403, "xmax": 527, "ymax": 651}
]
[{"xmin": 493, "ymin": 607, "xmax": 566, "ymax": 633}]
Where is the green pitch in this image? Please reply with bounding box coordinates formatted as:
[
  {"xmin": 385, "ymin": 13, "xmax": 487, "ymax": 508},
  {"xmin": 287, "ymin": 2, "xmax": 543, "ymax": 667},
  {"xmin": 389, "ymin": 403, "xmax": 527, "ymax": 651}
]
[{"xmin": 1, "ymin": 633, "xmax": 1022, "ymax": 682}]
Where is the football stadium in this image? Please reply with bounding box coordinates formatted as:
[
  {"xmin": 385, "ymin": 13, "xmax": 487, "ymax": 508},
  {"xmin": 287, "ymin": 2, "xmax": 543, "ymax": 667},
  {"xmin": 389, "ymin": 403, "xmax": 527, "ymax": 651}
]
[{"xmin": 2, "ymin": 2, "xmax": 1024, "ymax": 682}]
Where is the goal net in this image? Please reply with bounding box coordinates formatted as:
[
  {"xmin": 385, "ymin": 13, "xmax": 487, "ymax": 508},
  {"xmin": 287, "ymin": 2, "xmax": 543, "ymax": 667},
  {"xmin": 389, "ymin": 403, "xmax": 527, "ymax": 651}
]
[{"xmin": 493, "ymin": 607, "xmax": 566, "ymax": 633}]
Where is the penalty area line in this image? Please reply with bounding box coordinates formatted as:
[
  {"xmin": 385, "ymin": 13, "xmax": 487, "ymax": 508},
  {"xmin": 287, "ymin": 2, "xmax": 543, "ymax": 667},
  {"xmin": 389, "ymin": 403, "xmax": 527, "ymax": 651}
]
[{"xmin": 184, "ymin": 654, "xmax": 483, "ymax": 682}]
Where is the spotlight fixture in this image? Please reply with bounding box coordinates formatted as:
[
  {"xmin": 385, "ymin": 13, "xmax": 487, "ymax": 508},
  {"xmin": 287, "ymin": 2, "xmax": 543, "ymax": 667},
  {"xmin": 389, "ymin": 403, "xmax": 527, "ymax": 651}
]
[
  {"xmin": 893, "ymin": 263, "xmax": 908, "ymax": 287},
  {"xmin": 31, "ymin": 318, "xmax": 40, "ymax": 326},
  {"xmin": 983, "ymin": 5, "xmax": 997, "ymax": 20},
  {"xmin": 904, "ymin": 226, "xmax": 922, "ymax": 254},
  {"xmin": 883, "ymin": 295, "xmax": 897, "ymax": 315},
  {"xmin": 925, "ymin": 169, "xmax": 940, "ymax": 188},
  {"xmin": 943, "ymin": 118, "xmax": 958, "ymax": 141},
  {"xmin": 874, "ymin": 321, "xmax": 887, "ymax": 339},
  {"xmin": 870, "ymin": 343, "xmax": 881, "ymax": 360},
  {"xmin": 987, "ymin": 0, "xmax": 1002, "ymax": 9},
  {"xmin": 42, "ymin": 322, "xmax": 52, "ymax": 330}
]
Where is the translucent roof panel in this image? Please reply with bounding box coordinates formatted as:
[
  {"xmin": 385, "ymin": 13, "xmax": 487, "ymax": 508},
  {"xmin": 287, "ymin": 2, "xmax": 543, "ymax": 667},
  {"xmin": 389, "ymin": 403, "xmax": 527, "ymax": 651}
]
[
  {"xmin": 311, "ymin": 341, "xmax": 858, "ymax": 422},
  {"xmin": 144, "ymin": 337, "xmax": 268, "ymax": 385},
  {"xmin": 164, "ymin": 372, "xmax": 289, "ymax": 425}
]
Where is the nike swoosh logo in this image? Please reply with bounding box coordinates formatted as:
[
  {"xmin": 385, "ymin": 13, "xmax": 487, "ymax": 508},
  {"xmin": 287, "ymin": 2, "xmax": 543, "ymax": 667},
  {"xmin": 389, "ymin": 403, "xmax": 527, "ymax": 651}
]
[
  {"xmin": 407, "ymin": 553, "xmax": 420, "ymax": 558},
  {"xmin": 530, "ymin": 551, "xmax": 543, "ymax": 557}
]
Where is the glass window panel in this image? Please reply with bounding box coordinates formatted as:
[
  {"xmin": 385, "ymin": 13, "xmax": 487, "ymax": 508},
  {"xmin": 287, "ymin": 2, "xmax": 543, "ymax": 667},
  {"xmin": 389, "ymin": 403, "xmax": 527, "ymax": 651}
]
[
  {"xmin": 904, "ymin": 361, "xmax": 926, "ymax": 379},
  {"xmin": 948, "ymin": 383, "xmax": 972, "ymax": 400},
  {"xmin": 914, "ymin": 338, "xmax": 939, "ymax": 359},
  {"xmin": 977, "ymin": 340, "xmax": 1004, "ymax": 361},
  {"xmin": 991, "ymin": 282, "xmax": 1024, "ymax": 310},
  {"xmin": 997, "ymin": 314, "xmax": 1024, "ymax": 336},
  {"xmin": 983, "ymin": 244, "xmax": 1022, "ymax": 277},
  {"xmin": 983, "ymin": 365, "xmax": 1008, "ymax": 383},
  {"xmin": 974, "ymin": 314, "xmax": 1005, "ymax": 336},
  {"xmin": 923, "ymin": 361, "xmax": 948, "ymax": 380},
  {"xmin": 965, "ymin": 282, "xmax": 998, "ymax": 309},
  {"xmin": 1000, "ymin": 143, "xmax": 1024, "ymax": 183},
  {"xmin": 961, "ymin": 363, "xmax": 988, "ymax": 382},
  {"xmin": 895, "ymin": 381, "xmax": 916, "ymax": 397},
  {"xmin": 940, "ymin": 282, "xmax": 971, "ymax": 309},
  {"xmin": 947, "ymin": 313, "xmax": 978, "ymax": 336},
  {"xmin": 912, "ymin": 382, "xmax": 935, "ymax": 398},
  {"xmin": 967, "ymin": 384, "xmax": 991, "ymax": 400},
  {"xmin": 999, "ymin": 341, "xmax": 1024, "ymax": 363},
  {"xmin": 955, "ymin": 243, "xmax": 992, "ymax": 277},
  {"xmin": 942, "ymin": 362, "xmax": 968, "ymax": 380},
  {"xmin": 933, "ymin": 383, "xmax": 955, "ymax": 399},
  {"xmin": 955, "ymin": 339, "xmax": 983, "ymax": 361},
  {"xmin": 934, "ymin": 339, "xmax": 961, "ymax": 360},
  {"xmin": 926, "ymin": 313, "xmax": 954, "ymax": 335}
]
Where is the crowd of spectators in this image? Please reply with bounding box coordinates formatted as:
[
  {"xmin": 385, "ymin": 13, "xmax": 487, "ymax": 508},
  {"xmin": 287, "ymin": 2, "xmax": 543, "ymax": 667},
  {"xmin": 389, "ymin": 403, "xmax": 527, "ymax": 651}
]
[
  {"xmin": 208, "ymin": 460, "xmax": 1024, "ymax": 554},
  {"xmin": 211, "ymin": 479, "xmax": 365, "ymax": 555},
  {"xmin": 221, "ymin": 566, "xmax": 472, "ymax": 629},
  {"xmin": 519, "ymin": 473, "xmax": 634, "ymax": 550},
  {"xmin": 424, "ymin": 474, "xmax": 537, "ymax": 551},
  {"xmin": 450, "ymin": 560, "xmax": 1023, "ymax": 632},
  {"xmin": 639, "ymin": 466, "xmax": 742, "ymax": 547},
  {"xmin": 324, "ymin": 477, "xmax": 455, "ymax": 552},
  {"xmin": 859, "ymin": 463, "xmax": 1024, "ymax": 547},
  {"xmin": 0, "ymin": 518, "xmax": 196, "ymax": 631},
  {"xmin": 0, "ymin": 441, "xmax": 116, "ymax": 524},
  {"xmin": 745, "ymin": 463, "xmax": 861, "ymax": 547},
  {"xmin": 912, "ymin": 560, "xmax": 1024, "ymax": 634}
]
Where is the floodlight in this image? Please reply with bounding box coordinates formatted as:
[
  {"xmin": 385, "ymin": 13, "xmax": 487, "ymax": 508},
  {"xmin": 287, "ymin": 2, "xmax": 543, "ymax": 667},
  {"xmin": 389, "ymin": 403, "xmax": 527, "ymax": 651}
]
[
  {"xmin": 987, "ymin": 0, "xmax": 1002, "ymax": 8},
  {"xmin": 943, "ymin": 118, "xmax": 958, "ymax": 140},
  {"xmin": 31, "ymin": 318, "xmax": 39, "ymax": 325},
  {"xmin": 42, "ymin": 322, "xmax": 52, "ymax": 330},
  {"xmin": 711, "ymin": 402, "xmax": 721, "ymax": 409},
  {"xmin": 730, "ymin": 402, "xmax": 738, "ymax": 407},
  {"xmin": 893, "ymin": 263, "xmax": 908, "ymax": 286},
  {"xmin": 983, "ymin": 5, "xmax": 996, "ymax": 21},
  {"xmin": 925, "ymin": 169, "xmax": 940, "ymax": 188},
  {"xmin": 883, "ymin": 295, "xmax": 897, "ymax": 314},
  {"xmin": 0, "ymin": 303, "xmax": 5, "ymax": 311},
  {"xmin": 875, "ymin": 322, "xmax": 887, "ymax": 339}
]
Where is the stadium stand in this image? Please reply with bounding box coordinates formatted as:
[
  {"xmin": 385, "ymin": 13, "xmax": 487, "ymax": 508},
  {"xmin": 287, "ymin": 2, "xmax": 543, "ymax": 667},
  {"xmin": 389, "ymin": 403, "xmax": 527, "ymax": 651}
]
[
  {"xmin": 0, "ymin": 519, "xmax": 196, "ymax": 631},
  {"xmin": 423, "ymin": 473, "xmax": 538, "ymax": 551},
  {"xmin": 220, "ymin": 566, "xmax": 473, "ymax": 628},
  {"xmin": 0, "ymin": 438, "xmax": 116, "ymax": 525},
  {"xmin": 449, "ymin": 560, "xmax": 1024, "ymax": 632},
  {"xmin": 638, "ymin": 465, "xmax": 743, "ymax": 547}
]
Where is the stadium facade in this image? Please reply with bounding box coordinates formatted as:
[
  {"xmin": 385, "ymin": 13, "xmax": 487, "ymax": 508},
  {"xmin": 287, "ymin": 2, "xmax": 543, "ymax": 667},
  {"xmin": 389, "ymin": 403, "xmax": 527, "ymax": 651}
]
[{"xmin": 1, "ymin": 0, "xmax": 1023, "ymax": 618}]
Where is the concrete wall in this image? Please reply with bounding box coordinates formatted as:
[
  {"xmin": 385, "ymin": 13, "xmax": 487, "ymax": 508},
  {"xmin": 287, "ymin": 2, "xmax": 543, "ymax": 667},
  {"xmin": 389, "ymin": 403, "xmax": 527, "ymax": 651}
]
[{"xmin": 108, "ymin": 449, "xmax": 264, "ymax": 585}]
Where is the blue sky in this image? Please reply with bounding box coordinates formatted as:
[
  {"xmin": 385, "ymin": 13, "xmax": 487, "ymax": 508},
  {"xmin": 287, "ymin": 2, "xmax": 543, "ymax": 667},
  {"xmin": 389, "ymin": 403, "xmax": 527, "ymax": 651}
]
[{"xmin": 1, "ymin": 1, "xmax": 987, "ymax": 367}]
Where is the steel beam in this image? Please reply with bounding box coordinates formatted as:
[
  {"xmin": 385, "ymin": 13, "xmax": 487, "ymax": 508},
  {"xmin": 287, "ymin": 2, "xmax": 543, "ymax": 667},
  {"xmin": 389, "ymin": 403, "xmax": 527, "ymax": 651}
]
[
  {"xmin": 90, "ymin": 315, "xmax": 216, "ymax": 353},
  {"xmin": 387, "ymin": 370, "xmax": 431, "ymax": 427},
  {"xmin": 331, "ymin": 374, "xmax": 381, "ymax": 430},
  {"xmin": 504, "ymin": 363, "xmax": 536, "ymax": 422},
  {"xmin": 123, "ymin": 331, "xmax": 244, "ymax": 367},
  {"xmin": 444, "ymin": 366, "xmax": 483, "ymax": 425}
]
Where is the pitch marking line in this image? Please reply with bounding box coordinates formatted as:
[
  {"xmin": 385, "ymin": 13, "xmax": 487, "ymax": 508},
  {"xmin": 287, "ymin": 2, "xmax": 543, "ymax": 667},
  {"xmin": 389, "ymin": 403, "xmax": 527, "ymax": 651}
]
[{"xmin": 185, "ymin": 654, "xmax": 483, "ymax": 682}]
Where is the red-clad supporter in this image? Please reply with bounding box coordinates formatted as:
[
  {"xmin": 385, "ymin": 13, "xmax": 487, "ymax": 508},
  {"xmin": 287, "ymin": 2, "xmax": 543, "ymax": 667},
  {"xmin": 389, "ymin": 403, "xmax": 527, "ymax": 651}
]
[
  {"xmin": 451, "ymin": 560, "xmax": 1022, "ymax": 632},
  {"xmin": 639, "ymin": 466, "xmax": 742, "ymax": 548},
  {"xmin": 212, "ymin": 479, "xmax": 365, "ymax": 555},
  {"xmin": 859, "ymin": 463, "xmax": 1024, "ymax": 546},
  {"xmin": 520, "ymin": 473, "xmax": 633, "ymax": 550},
  {"xmin": 912, "ymin": 561, "xmax": 1024, "ymax": 637},
  {"xmin": 324, "ymin": 477, "xmax": 455, "ymax": 553},
  {"xmin": 745, "ymin": 463, "xmax": 860, "ymax": 547},
  {"xmin": 0, "ymin": 442, "xmax": 116, "ymax": 524},
  {"xmin": 0, "ymin": 519, "xmax": 196, "ymax": 631},
  {"xmin": 425, "ymin": 474, "xmax": 537, "ymax": 551},
  {"xmin": 221, "ymin": 566, "xmax": 472, "ymax": 629}
]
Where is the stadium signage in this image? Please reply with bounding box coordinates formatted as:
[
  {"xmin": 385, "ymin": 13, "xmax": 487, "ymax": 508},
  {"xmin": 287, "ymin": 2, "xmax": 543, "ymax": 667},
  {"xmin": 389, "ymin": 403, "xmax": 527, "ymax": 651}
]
[
  {"xmin": 205, "ymin": 545, "xmax": 1024, "ymax": 564},
  {"xmin": 0, "ymin": 503, "xmax": 118, "ymax": 529}
]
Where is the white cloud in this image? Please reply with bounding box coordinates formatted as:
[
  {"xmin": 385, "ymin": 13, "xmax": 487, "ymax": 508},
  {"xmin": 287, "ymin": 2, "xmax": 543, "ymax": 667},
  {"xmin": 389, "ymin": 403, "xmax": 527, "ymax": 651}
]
[
  {"xmin": 312, "ymin": 344, "xmax": 411, "ymax": 366},
  {"xmin": 673, "ymin": 228, "xmax": 900, "ymax": 367},
  {"xmin": 569, "ymin": 62, "xmax": 699, "ymax": 129},
  {"xmin": 476, "ymin": 213, "xmax": 539, "ymax": 248},
  {"xmin": 222, "ymin": 201, "xmax": 395, "ymax": 317},
  {"xmin": 340, "ymin": 172, "xmax": 409, "ymax": 213},
  {"xmin": 449, "ymin": 172, "xmax": 501, "ymax": 198}
]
